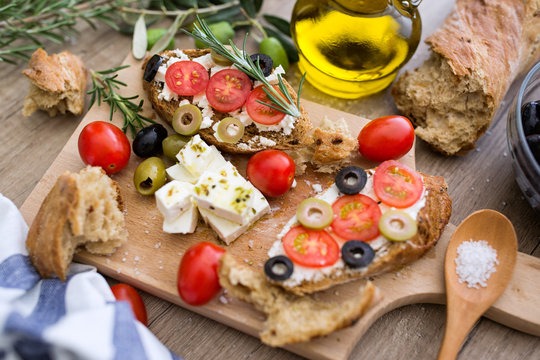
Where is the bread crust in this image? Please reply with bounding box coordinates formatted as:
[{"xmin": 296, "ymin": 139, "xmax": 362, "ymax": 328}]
[
  {"xmin": 275, "ymin": 172, "xmax": 452, "ymax": 295},
  {"xmin": 22, "ymin": 48, "xmax": 87, "ymax": 117},
  {"xmin": 26, "ymin": 167, "xmax": 127, "ymax": 281},
  {"xmin": 142, "ymin": 49, "xmax": 313, "ymax": 154},
  {"xmin": 218, "ymin": 252, "xmax": 376, "ymax": 346},
  {"xmin": 392, "ymin": 0, "xmax": 540, "ymax": 155}
]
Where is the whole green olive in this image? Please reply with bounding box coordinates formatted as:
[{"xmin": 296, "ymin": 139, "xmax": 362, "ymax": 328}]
[
  {"xmin": 259, "ymin": 37, "xmax": 289, "ymax": 72},
  {"xmin": 134, "ymin": 157, "xmax": 166, "ymax": 195},
  {"xmin": 195, "ymin": 21, "xmax": 234, "ymax": 49},
  {"xmin": 162, "ymin": 134, "xmax": 190, "ymax": 160}
]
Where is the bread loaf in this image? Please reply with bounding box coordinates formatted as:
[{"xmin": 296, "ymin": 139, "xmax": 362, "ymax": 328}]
[
  {"xmin": 22, "ymin": 48, "xmax": 87, "ymax": 117},
  {"xmin": 392, "ymin": 0, "xmax": 540, "ymax": 155},
  {"xmin": 26, "ymin": 166, "xmax": 128, "ymax": 281}
]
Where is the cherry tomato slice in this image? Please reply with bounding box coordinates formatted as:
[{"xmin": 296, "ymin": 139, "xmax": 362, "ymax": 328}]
[
  {"xmin": 282, "ymin": 226, "xmax": 339, "ymax": 267},
  {"xmin": 177, "ymin": 242, "xmax": 225, "ymax": 306},
  {"xmin": 78, "ymin": 121, "xmax": 131, "ymax": 175},
  {"xmin": 373, "ymin": 160, "xmax": 423, "ymax": 208},
  {"xmin": 246, "ymin": 85, "xmax": 286, "ymax": 125},
  {"xmin": 331, "ymin": 194, "xmax": 382, "ymax": 241},
  {"xmin": 358, "ymin": 115, "xmax": 415, "ymax": 162},
  {"xmin": 206, "ymin": 69, "xmax": 252, "ymax": 112},
  {"xmin": 110, "ymin": 284, "xmax": 148, "ymax": 326},
  {"xmin": 165, "ymin": 61, "xmax": 209, "ymax": 96}
]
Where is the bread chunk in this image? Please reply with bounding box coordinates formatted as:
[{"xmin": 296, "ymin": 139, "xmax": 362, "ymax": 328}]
[
  {"xmin": 218, "ymin": 252, "xmax": 376, "ymax": 346},
  {"xmin": 22, "ymin": 48, "xmax": 87, "ymax": 117},
  {"xmin": 392, "ymin": 0, "xmax": 540, "ymax": 155},
  {"xmin": 26, "ymin": 166, "xmax": 127, "ymax": 281}
]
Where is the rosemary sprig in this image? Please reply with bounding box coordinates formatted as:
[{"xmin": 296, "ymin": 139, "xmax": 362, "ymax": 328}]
[
  {"xmin": 184, "ymin": 16, "xmax": 305, "ymax": 118},
  {"xmin": 88, "ymin": 65, "xmax": 154, "ymax": 136}
]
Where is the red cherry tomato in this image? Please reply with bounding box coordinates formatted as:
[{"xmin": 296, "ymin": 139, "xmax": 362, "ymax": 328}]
[
  {"xmin": 331, "ymin": 194, "xmax": 382, "ymax": 241},
  {"xmin": 358, "ymin": 115, "xmax": 415, "ymax": 162},
  {"xmin": 110, "ymin": 284, "xmax": 148, "ymax": 326},
  {"xmin": 165, "ymin": 61, "xmax": 209, "ymax": 96},
  {"xmin": 373, "ymin": 160, "xmax": 423, "ymax": 208},
  {"xmin": 246, "ymin": 85, "xmax": 286, "ymax": 125},
  {"xmin": 177, "ymin": 242, "xmax": 225, "ymax": 306},
  {"xmin": 78, "ymin": 121, "xmax": 131, "ymax": 174},
  {"xmin": 282, "ymin": 226, "xmax": 340, "ymax": 267},
  {"xmin": 246, "ymin": 149, "xmax": 295, "ymax": 197},
  {"xmin": 206, "ymin": 69, "xmax": 252, "ymax": 112}
]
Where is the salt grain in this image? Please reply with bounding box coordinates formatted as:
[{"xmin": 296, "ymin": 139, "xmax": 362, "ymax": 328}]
[
  {"xmin": 219, "ymin": 295, "xmax": 228, "ymax": 304},
  {"xmin": 122, "ymin": 257, "xmax": 126, "ymax": 262},
  {"xmin": 155, "ymin": 242, "xmax": 161, "ymax": 249},
  {"xmin": 455, "ymin": 240, "xmax": 499, "ymax": 288}
]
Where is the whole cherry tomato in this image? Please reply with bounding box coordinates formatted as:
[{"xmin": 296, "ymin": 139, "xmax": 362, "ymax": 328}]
[
  {"xmin": 246, "ymin": 149, "xmax": 295, "ymax": 197},
  {"xmin": 110, "ymin": 283, "xmax": 148, "ymax": 326},
  {"xmin": 177, "ymin": 242, "xmax": 225, "ymax": 306},
  {"xmin": 358, "ymin": 115, "xmax": 415, "ymax": 162},
  {"xmin": 78, "ymin": 121, "xmax": 131, "ymax": 174}
]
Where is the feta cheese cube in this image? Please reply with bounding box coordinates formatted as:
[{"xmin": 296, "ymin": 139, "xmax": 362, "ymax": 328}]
[
  {"xmin": 199, "ymin": 189, "xmax": 270, "ymax": 244},
  {"xmin": 176, "ymin": 135, "xmax": 224, "ymax": 178},
  {"xmin": 166, "ymin": 163, "xmax": 198, "ymax": 184},
  {"xmin": 155, "ymin": 180, "xmax": 194, "ymax": 219},
  {"xmin": 193, "ymin": 171, "xmax": 254, "ymax": 225},
  {"xmin": 163, "ymin": 201, "xmax": 198, "ymax": 234}
]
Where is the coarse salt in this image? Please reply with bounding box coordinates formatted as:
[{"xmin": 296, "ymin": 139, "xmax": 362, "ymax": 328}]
[{"xmin": 455, "ymin": 239, "xmax": 499, "ymax": 289}]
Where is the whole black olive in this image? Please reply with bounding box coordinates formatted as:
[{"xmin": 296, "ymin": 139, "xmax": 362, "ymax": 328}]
[
  {"xmin": 341, "ymin": 240, "xmax": 374, "ymax": 268},
  {"xmin": 264, "ymin": 255, "xmax": 294, "ymax": 281},
  {"xmin": 335, "ymin": 166, "xmax": 368, "ymax": 195},
  {"xmin": 143, "ymin": 54, "xmax": 163, "ymax": 82},
  {"xmin": 249, "ymin": 53, "xmax": 274, "ymax": 78},
  {"xmin": 521, "ymin": 101, "xmax": 540, "ymax": 136},
  {"xmin": 526, "ymin": 134, "xmax": 540, "ymax": 163},
  {"xmin": 133, "ymin": 124, "xmax": 168, "ymax": 158}
]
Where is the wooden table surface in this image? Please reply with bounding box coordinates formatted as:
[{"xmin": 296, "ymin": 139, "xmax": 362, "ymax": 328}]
[{"xmin": 1, "ymin": 1, "xmax": 539, "ymax": 359}]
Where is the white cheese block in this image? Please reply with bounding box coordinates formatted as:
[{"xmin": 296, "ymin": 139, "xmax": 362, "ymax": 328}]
[
  {"xmin": 198, "ymin": 189, "xmax": 270, "ymax": 244},
  {"xmin": 193, "ymin": 170, "xmax": 255, "ymax": 225},
  {"xmin": 176, "ymin": 135, "xmax": 223, "ymax": 178},
  {"xmin": 162, "ymin": 201, "xmax": 198, "ymax": 234},
  {"xmin": 166, "ymin": 163, "xmax": 198, "ymax": 184},
  {"xmin": 154, "ymin": 180, "xmax": 194, "ymax": 219}
]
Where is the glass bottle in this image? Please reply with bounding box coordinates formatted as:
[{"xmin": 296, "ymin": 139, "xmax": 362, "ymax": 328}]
[{"xmin": 291, "ymin": 0, "xmax": 422, "ymax": 99}]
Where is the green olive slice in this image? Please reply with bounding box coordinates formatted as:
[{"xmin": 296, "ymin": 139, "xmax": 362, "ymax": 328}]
[
  {"xmin": 378, "ymin": 210, "xmax": 417, "ymax": 242},
  {"xmin": 216, "ymin": 117, "xmax": 245, "ymax": 144},
  {"xmin": 172, "ymin": 104, "xmax": 202, "ymax": 136},
  {"xmin": 211, "ymin": 46, "xmax": 234, "ymax": 66},
  {"xmin": 296, "ymin": 198, "xmax": 333, "ymax": 230}
]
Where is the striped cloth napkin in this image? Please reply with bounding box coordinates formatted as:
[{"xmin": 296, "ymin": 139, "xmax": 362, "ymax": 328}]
[{"xmin": 0, "ymin": 194, "xmax": 181, "ymax": 360}]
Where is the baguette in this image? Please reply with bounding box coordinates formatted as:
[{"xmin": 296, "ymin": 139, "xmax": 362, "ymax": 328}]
[
  {"xmin": 142, "ymin": 49, "xmax": 313, "ymax": 154},
  {"xmin": 218, "ymin": 252, "xmax": 376, "ymax": 346},
  {"xmin": 26, "ymin": 166, "xmax": 128, "ymax": 281},
  {"xmin": 22, "ymin": 48, "xmax": 87, "ymax": 117},
  {"xmin": 391, "ymin": 0, "xmax": 540, "ymax": 155},
  {"xmin": 270, "ymin": 171, "xmax": 451, "ymax": 295}
]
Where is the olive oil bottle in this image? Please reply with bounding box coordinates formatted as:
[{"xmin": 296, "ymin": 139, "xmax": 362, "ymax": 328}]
[{"xmin": 291, "ymin": 0, "xmax": 421, "ymax": 98}]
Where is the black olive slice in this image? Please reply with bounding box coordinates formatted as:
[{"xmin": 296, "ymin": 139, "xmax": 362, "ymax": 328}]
[
  {"xmin": 143, "ymin": 54, "xmax": 163, "ymax": 82},
  {"xmin": 341, "ymin": 240, "xmax": 374, "ymax": 268},
  {"xmin": 249, "ymin": 53, "xmax": 274, "ymax": 78},
  {"xmin": 264, "ymin": 255, "xmax": 294, "ymax": 281},
  {"xmin": 335, "ymin": 166, "xmax": 368, "ymax": 195}
]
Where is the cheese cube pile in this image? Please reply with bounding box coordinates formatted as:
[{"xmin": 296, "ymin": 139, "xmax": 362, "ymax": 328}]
[{"xmin": 156, "ymin": 135, "xmax": 270, "ymax": 244}]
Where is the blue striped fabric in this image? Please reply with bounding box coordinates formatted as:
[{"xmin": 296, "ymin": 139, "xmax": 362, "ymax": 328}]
[{"xmin": 0, "ymin": 194, "xmax": 182, "ymax": 360}]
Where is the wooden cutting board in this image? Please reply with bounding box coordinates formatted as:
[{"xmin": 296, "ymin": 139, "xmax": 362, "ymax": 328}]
[{"xmin": 20, "ymin": 54, "xmax": 540, "ymax": 360}]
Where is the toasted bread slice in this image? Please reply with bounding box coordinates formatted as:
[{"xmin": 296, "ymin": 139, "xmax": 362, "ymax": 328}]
[
  {"xmin": 218, "ymin": 252, "xmax": 376, "ymax": 346},
  {"xmin": 269, "ymin": 171, "xmax": 452, "ymax": 295},
  {"xmin": 143, "ymin": 49, "xmax": 313, "ymax": 154}
]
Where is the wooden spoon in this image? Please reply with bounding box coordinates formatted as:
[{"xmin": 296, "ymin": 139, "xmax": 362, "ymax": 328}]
[{"xmin": 438, "ymin": 209, "xmax": 517, "ymax": 360}]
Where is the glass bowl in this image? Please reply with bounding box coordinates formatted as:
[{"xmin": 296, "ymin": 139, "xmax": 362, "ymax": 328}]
[{"xmin": 507, "ymin": 62, "xmax": 540, "ymax": 211}]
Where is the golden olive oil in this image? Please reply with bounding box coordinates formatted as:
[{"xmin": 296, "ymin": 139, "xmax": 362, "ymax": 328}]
[{"xmin": 291, "ymin": 0, "xmax": 421, "ymax": 98}]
